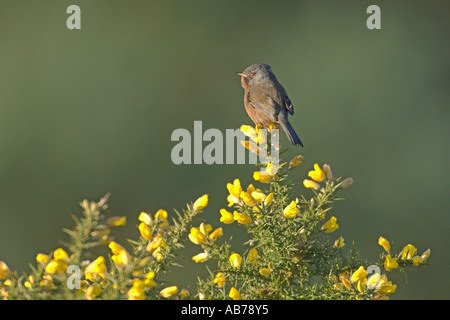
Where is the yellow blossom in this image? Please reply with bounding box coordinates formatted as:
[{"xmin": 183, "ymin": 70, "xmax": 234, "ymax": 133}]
[
  {"xmin": 241, "ymin": 140, "xmax": 261, "ymax": 155},
  {"xmin": 400, "ymin": 244, "xmax": 417, "ymax": 260},
  {"xmin": 303, "ymin": 179, "xmax": 320, "ymax": 190},
  {"xmin": 220, "ymin": 209, "xmax": 235, "ymax": 224},
  {"xmin": 192, "ymin": 251, "xmax": 209, "ymax": 263},
  {"xmin": 308, "ymin": 163, "xmax": 325, "ymax": 182},
  {"xmin": 240, "ymin": 125, "xmax": 258, "ymax": 142},
  {"xmin": 229, "ymin": 287, "xmax": 242, "ymax": 300},
  {"xmin": 253, "ymin": 171, "xmax": 271, "ymax": 183},
  {"xmin": 45, "ymin": 260, "xmax": 68, "ymax": 274},
  {"xmin": 160, "ymin": 286, "xmax": 178, "ymax": 298},
  {"xmin": 351, "ymin": 266, "xmax": 368, "ymax": 283},
  {"xmin": 36, "ymin": 253, "xmax": 49, "ymax": 265},
  {"xmin": 340, "ymin": 177, "xmax": 354, "ymax": 188},
  {"xmin": 152, "ymin": 247, "xmax": 164, "ymax": 261},
  {"xmin": 54, "ymin": 248, "xmax": 69, "ymax": 262},
  {"xmin": 146, "ymin": 234, "xmax": 166, "ymax": 253},
  {"xmin": 413, "ymin": 249, "xmax": 431, "ymax": 266},
  {"xmin": 322, "ymin": 216, "xmax": 339, "ymax": 233},
  {"xmin": 85, "ymin": 256, "xmax": 107, "ymax": 282},
  {"xmin": 138, "ymin": 222, "xmax": 152, "ymax": 240},
  {"xmin": 209, "ymin": 228, "xmax": 223, "ymax": 241},
  {"xmin": 188, "ymin": 227, "xmax": 207, "ymax": 245},
  {"xmin": 229, "ymin": 253, "xmax": 242, "ymax": 268},
  {"xmin": 323, "ymin": 163, "xmax": 333, "ymax": 180},
  {"xmin": 378, "ymin": 236, "xmax": 391, "ymax": 252},
  {"xmin": 109, "ymin": 241, "xmax": 131, "ymax": 266},
  {"xmin": 339, "ymin": 274, "xmax": 353, "ymax": 290},
  {"xmin": 214, "ymin": 272, "xmax": 226, "ymax": 287},
  {"xmin": 384, "ymin": 254, "xmax": 399, "ymax": 271},
  {"xmin": 233, "ymin": 211, "xmax": 252, "ymax": 225},
  {"xmin": 193, "ymin": 194, "xmax": 208, "ymax": 211},
  {"xmin": 248, "ymin": 248, "xmax": 259, "ymax": 265},
  {"xmin": 288, "ymin": 155, "xmax": 303, "ymax": 169},
  {"xmin": 377, "ymin": 278, "xmax": 397, "ymax": 295},
  {"xmin": 259, "ymin": 267, "xmax": 272, "ymax": 277},
  {"xmin": 334, "ymin": 236, "xmax": 345, "ymax": 249},
  {"xmin": 366, "ymin": 272, "xmax": 381, "ymax": 290},
  {"xmin": 264, "ymin": 193, "xmax": 274, "ymax": 206},
  {"xmin": 154, "ymin": 209, "xmax": 168, "ymax": 221},
  {"xmin": 283, "ymin": 201, "xmax": 300, "ymax": 218},
  {"xmin": 265, "ymin": 162, "xmax": 278, "ymax": 176},
  {"xmin": 128, "ymin": 279, "xmax": 146, "ymax": 300},
  {"xmin": 138, "ymin": 211, "xmax": 152, "ymax": 225},
  {"xmin": 0, "ymin": 261, "xmax": 11, "ymax": 279},
  {"xmin": 85, "ymin": 284, "xmax": 101, "ymax": 300},
  {"xmin": 106, "ymin": 216, "xmax": 127, "ymax": 227},
  {"xmin": 227, "ymin": 179, "xmax": 242, "ymax": 198},
  {"xmin": 240, "ymin": 191, "xmax": 257, "ymax": 206}
]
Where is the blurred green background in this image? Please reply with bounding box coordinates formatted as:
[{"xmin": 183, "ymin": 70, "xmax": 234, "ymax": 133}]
[{"xmin": 0, "ymin": 0, "xmax": 448, "ymax": 299}]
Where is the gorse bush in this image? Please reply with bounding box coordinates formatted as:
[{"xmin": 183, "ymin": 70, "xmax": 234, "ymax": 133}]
[{"xmin": 0, "ymin": 125, "xmax": 431, "ymax": 300}]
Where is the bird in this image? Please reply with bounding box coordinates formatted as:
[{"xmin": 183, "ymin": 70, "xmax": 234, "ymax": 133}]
[{"xmin": 235, "ymin": 63, "xmax": 303, "ymax": 147}]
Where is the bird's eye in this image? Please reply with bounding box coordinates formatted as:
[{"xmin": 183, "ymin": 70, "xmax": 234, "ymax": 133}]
[{"xmin": 249, "ymin": 72, "xmax": 256, "ymax": 78}]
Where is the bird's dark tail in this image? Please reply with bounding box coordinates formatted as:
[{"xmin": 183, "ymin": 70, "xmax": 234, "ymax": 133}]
[{"xmin": 279, "ymin": 119, "xmax": 303, "ymax": 147}]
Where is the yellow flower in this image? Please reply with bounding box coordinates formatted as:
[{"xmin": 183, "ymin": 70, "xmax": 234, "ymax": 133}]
[
  {"xmin": 188, "ymin": 227, "xmax": 207, "ymax": 245},
  {"xmin": 400, "ymin": 244, "xmax": 417, "ymax": 260},
  {"xmin": 340, "ymin": 177, "xmax": 354, "ymax": 188},
  {"xmin": 264, "ymin": 193, "xmax": 274, "ymax": 206},
  {"xmin": 308, "ymin": 163, "xmax": 325, "ymax": 182},
  {"xmin": 248, "ymin": 248, "xmax": 259, "ymax": 265},
  {"xmin": 339, "ymin": 274, "xmax": 352, "ymax": 290},
  {"xmin": 259, "ymin": 267, "xmax": 272, "ymax": 277},
  {"xmin": 36, "ymin": 253, "xmax": 49, "ymax": 265},
  {"xmin": 283, "ymin": 201, "xmax": 300, "ymax": 218},
  {"xmin": 378, "ymin": 236, "xmax": 391, "ymax": 252},
  {"xmin": 229, "ymin": 287, "xmax": 242, "ymax": 300},
  {"xmin": 322, "ymin": 216, "xmax": 339, "ymax": 233},
  {"xmin": 220, "ymin": 209, "xmax": 235, "ymax": 224},
  {"xmin": 54, "ymin": 248, "xmax": 69, "ymax": 262},
  {"xmin": 128, "ymin": 279, "xmax": 146, "ymax": 300},
  {"xmin": 366, "ymin": 272, "xmax": 381, "ymax": 290},
  {"xmin": 227, "ymin": 179, "xmax": 242, "ymax": 198},
  {"xmin": 229, "ymin": 253, "xmax": 242, "ymax": 268},
  {"xmin": 85, "ymin": 256, "xmax": 107, "ymax": 282},
  {"xmin": 253, "ymin": 171, "xmax": 271, "ymax": 183},
  {"xmin": 233, "ymin": 211, "xmax": 252, "ymax": 225},
  {"xmin": 241, "ymin": 140, "xmax": 261, "ymax": 155},
  {"xmin": 240, "ymin": 191, "xmax": 257, "ymax": 206},
  {"xmin": 109, "ymin": 241, "xmax": 131, "ymax": 266},
  {"xmin": 138, "ymin": 222, "xmax": 152, "ymax": 240},
  {"xmin": 214, "ymin": 272, "xmax": 226, "ymax": 287},
  {"xmin": 333, "ymin": 236, "xmax": 345, "ymax": 249},
  {"xmin": 45, "ymin": 260, "xmax": 68, "ymax": 274},
  {"xmin": 265, "ymin": 162, "xmax": 278, "ymax": 176},
  {"xmin": 323, "ymin": 163, "xmax": 333, "ymax": 180},
  {"xmin": 86, "ymin": 284, "xmax": 101, "ymax": 300},
  {"xmin": 192, "ymin": 251, "xmax": 209, "ymax": 263},
  {"xmin": 209, "ymin": 228, "xmax": 223, "ymax": 241},
  {"xmin": 412, "ymin": 249, "xmax": 431, "ymax": 266},
  {"xmin": 138, "ymin": 211, "xmax": 152, "ymax": 225},
  {"xmin": 160, "ymin": 286, "xmax": 178, "ymax": 298},
  {"xmin": 106, "ymin": 216, "xmax": 127, "ymax": 227},
  {"xmin": 351, "ymin": 266, "xmax": 368, "ymax": 283},
  {"xmin": 0, "ymin": 261, "xmax": 11, "ymax": 279},
  {"xmin": 240, "ymin": 125, "xmax": 258, "ymax": 142},
  {"xmin": 384, "ymin": 254, "xmax": 399, "ymax": 271},
  {"xmin": 146, "ymin": 234, "xmax": 166, "ymax": 253},
  {"xmin": 288, "ymin": 155, "xmax": 303, "ymax": 169},
  {"xmin": 154, "ymin": 209, "xmax": 168, "ymax": 221},
  {"xmin": 303, "ymin": 179, "xmax": 320, "ymax": 190},
  {"xmin": 377, "ymin": 277, "xmax": 397, "ymax": 295},
  {"xmin": 193, "ymin": 194, "xmax": 208, "ymax": 211}
]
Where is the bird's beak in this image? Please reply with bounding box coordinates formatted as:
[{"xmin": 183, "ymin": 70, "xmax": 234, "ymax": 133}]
[{"xmin": 235, "ymin": 72, "xmax": 247, "ymax": 78}]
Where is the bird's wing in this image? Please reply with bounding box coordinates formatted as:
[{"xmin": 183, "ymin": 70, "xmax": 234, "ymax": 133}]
[{"xmin": 248, "ymin": 82, "xmax": 283, "ymax": 121}]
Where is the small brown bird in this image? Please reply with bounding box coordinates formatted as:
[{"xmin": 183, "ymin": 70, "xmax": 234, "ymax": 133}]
[{"xmin": 236, "ymin": 64, "xmax": 303, "ymax": 147}]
